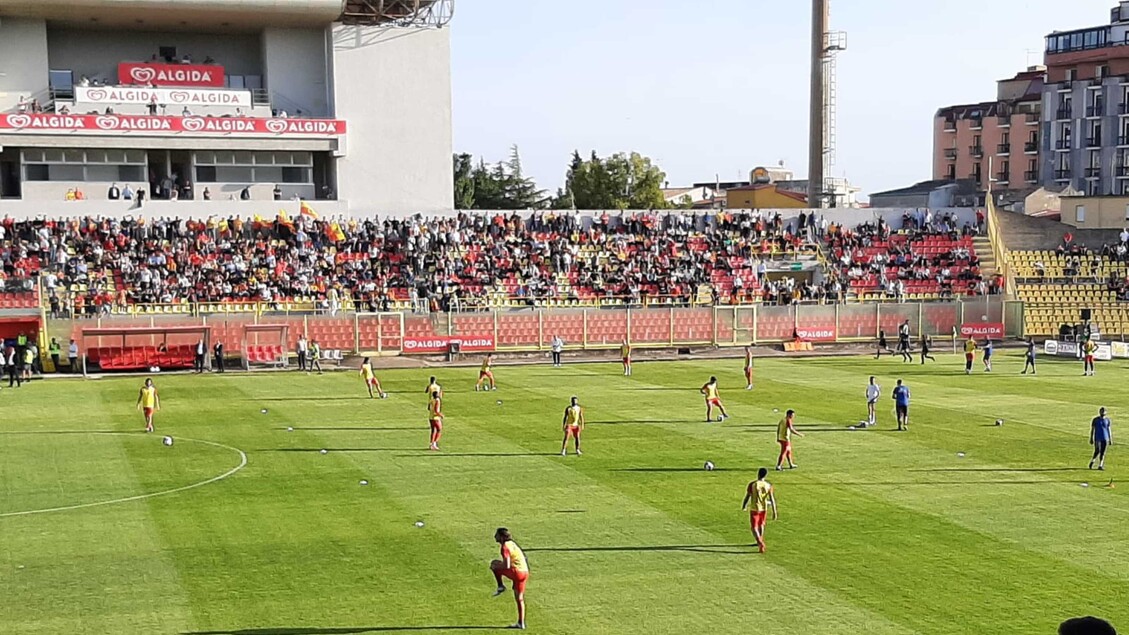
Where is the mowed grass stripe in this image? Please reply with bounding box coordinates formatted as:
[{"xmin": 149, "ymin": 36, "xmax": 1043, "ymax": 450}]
[{"xmin": 0, "ymin": 384, "xmax": 196, "ymax": 635}]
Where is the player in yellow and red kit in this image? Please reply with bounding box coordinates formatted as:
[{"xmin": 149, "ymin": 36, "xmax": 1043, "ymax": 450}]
[
  {"xmin": 475, "ymin": 354, "xmax": 497, "ymax": 391},
  {"xmin": 428, "ymin": 390, "xmax": 444, "ymax": 451},
  {"xmin": 490, "ymin": 527, "xmax": 529, "ymax": 630},
  {"xmin": 744, "ymin": 346, "xmax": 754, "ymax": 390},
  {"xmin": 701, "ymin": 376, "xmax": 729, "ymax": 422},
  {"xmin": 560, "ymin": 396, "xmax": 584, "ymax": 456},
  {"xmin": 360, "ymin": 357, "xmax": 385, "ymax": 399},
  {"xmin": 621, "ymin": 339, "xmax": 632, "ymax": 376},
  {"xmin": 741, "ymin": 467, "xmax": 778, "ymax": 553},
  {"xmin": 136, "ymin": 377, "xmax": 160, "ymax": 433}
]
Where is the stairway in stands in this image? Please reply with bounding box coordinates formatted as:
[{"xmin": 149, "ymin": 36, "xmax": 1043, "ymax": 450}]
[{"xmin": 972, "ymin": 236, "xmax": 996, "ymax": 278}]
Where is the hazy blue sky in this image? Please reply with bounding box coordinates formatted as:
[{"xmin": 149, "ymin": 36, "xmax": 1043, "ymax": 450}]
[{"xmin": 451, "ymin": 0, "xmax": 1115, "ymax": 197}]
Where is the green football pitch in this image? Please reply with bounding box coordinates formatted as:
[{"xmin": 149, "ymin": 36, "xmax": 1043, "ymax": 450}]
[{"xmin": 1, "ymin": 352, "xmax": 1126, "ymax": 634}]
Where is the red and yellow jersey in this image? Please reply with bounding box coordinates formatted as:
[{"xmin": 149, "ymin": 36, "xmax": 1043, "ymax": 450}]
[
  {"xmin": 744, "ymin": 350, "xmax": 754, "ymax": 370},
  {"xmin": 360, "ymin": 363, "xmax": 375, "ymax": 381},
  {"xmin": 429, "ymin": 396, "xmax": 443, "ymax": 419},
  {"xmin": 481, "ymin": 357, "xmax": 492, "ymax": 372},
  {"xmin": 748, "ymin": 479, "xmax": 773, "ymax": 512},
  {"xmin": 425, "ymin": 382, "xmax": 442, "ymax": 397},
  {"xmin": 1084, "ymin": 340, "xmax": 1097, "ymax": 354},
  {"xmin": 139, "ymin": 386, "xmax": 158, "ymax": 409},
  {"xmin": 702, "ymin": 383, "xmax": 719, "ymax": 400},
  {"xmin": 564, "ymin": 405, "xmax": 582, "ymax": 427},
  {"xmin": 620, "ymin": 344, "xmax": 631, "ymax": 358},
  {"xmin": 501, "ymin": 540, "xmax": 528, "ymax": 573},
  {"xmin": 777, "ymin": 417, "xmax": 792, "ymax": 442},
  {"xmin": 964, "ymin": 339, "xmax": 977, "ymax": 354}
]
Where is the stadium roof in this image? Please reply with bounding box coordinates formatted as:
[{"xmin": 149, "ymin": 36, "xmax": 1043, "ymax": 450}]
[{"xmin": 0, "ymin": 0, "xmax": 451, "ymax": 31}]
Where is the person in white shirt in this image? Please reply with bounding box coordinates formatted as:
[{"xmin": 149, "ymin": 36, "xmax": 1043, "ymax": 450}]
[
  {"xmin": 550, "ymin": 335, "xmax": 564, "ymax": 367},
  {"xmin": 865, "ymin": 376, "xmax": 881, "ymax": 427},
  {"xmin": 297, "ymin": 335, "xmax": 308, "ymax": 372}
]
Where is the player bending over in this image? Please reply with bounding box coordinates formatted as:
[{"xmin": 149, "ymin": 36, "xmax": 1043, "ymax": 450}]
[
  {"xmin": 621, "ymin": 339, "xmax": 632, "ymax": 376},
  {"xmin": 742, "ymin": 467, "xmax": 778, "ymax": 553},
  {"xmin": 490, "ymin": 528, "xmax": 529, "ymax": 630},
  {"xmin": 428, "ymin": 390, "xmax": 444, "ymax": 451},
  {"xmin": 1022, "ymin": 338, "xmax": 1037, "ymax": 375},
  {"xmin": 701, "ymin": 376, "xmax": 729, "ymax": 422},
  {"xmin": 136, "ymin": 377, "xmax": 160, "ymax": 433},
  {"xmin": 1090, "ymin": 407, "xmax": 1113, "ymax": 471},
  {"xmin": 476, "ymin": 354, "xmax": 497, "ymax": 391},
  {"xmin": 744, "ymin": 346, "xmax": 754, "ymax": 390},
  {"xmin": 775, "ymin": 409, "xmax": 803, "ymax": 470},
  {"xmin": 360, "ymin": 357, "xmax": 385, "ymax": 399},
  {"xmin": 561, "ymin": 396, "xmax": 584, "ymax": 456}
]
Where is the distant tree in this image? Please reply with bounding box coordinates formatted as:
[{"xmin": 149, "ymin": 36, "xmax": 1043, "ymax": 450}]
[
  {"xmin": 453, "ymin": 153, "xmax": 475, "ymax": 209},
  {"xmin": 565, "ymin": 150, "xmax": 670, "ymax": 210}
]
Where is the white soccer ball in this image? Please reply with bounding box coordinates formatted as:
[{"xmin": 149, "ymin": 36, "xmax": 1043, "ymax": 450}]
[
  {"xmin": 261, "ymin": 409, "xmax": 268, "ymax": 414},
  {"xmin": 704, "ymin": 461, "xmax": 715, "ymax": 471},
  {"xmin": 995, "ymin": 419, "xmax": 1003, "ymax": 426},
  {"xmin": 380, "ymin": 393, "xmax": 388, "ymax": 399},
  {"xmin": 359, "ymin": 480, "xmax": 369, "ymax": 486},
  {"xmin": 497, "ymin": 400, "xmax": 503, "ymax": 406},
  {"xmin": 287, "ymin": 427, "xmax": 294, "ymax": 432},
  {"xmin": 414, "ymin": 520, "xmax": 425, "ymax": 528},
  {"xmin": 716, "ymin": 416, "xmax": 723, "ymax": 422},
  {"xmin": 957, "ymin": 452, "xmax": 966, "ymax": 458},
  {"xmin": 320, "ymin": 449, "xmax": 328, "ymax": 455},
  {"xmin": 162, "ymin": 436, "xmax": 173, "ymax": 446}
]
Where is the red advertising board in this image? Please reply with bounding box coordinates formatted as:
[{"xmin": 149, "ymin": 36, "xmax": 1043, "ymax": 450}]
[
  {"xmin": 119, "ymin": 62, "xmax": 225, "ymax": 87},
  {"xmin": 960, "ymin": 322, "xmax": 1004, "ymax": 339},
  {"xmin": 402, "ymin": 335, "xmax": 496, "ymax": 354},
  {"xmin": 1, "ymin": 113, "xmax": 345, "ymax": 136},
  {"xmin": 794, "ymin": 326, "xmax": 837, "ymax": 342}
]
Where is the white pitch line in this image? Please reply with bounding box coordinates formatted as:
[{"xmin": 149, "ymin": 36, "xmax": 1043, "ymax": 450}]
[{"xmin": 0, "ymin": 435, "xmax": 248, "ymax": 519}]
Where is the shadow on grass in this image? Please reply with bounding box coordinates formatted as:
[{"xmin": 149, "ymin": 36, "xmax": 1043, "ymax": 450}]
[
  {"xmin": 184, "ymin": 627, "xmax": 500, "ymax": 634},
  {"xmin": 276, "ymin": 427, "xmax": 420, "ymax": 432},
  {"xmin": 612, "ymin": 467, "xmax": 760, "ymax": 473},
  {"xmin": 911, "ymin": 467, "xmax": 1089, "ymax": 473},
  {"xmin": 246, "ymin": 397, "xmax": 368, "ymax": 402},
  {"xmin": 525, "ymin": 544, "xmax": 755, "ymax": 556},
  {"xmin": 738, "ymin": 426, "xmax": 858, "ymax": 433},
  {"xmin": 263, "ymin": 448, "xmax": 411, "ymax": 453},
  {"xmin": 586, "ymin": 419, "xmax": 698, "ymax": 425},
  {"xmin": 411, "ymin": 452, "xmax": 561, "ymax": 458}
]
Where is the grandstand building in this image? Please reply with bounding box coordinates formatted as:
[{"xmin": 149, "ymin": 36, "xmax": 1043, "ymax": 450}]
[{"xmin": 0, "ymin": 0, "xmax": 454, "ymax": 214}]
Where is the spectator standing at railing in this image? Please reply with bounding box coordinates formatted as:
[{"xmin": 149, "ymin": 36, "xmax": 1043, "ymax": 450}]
[
  {"xmin": 67, "ymin": 339, "xmax": 78, "ymax": 373},
  {"xmin": 296, "ymin": 335, "xmax": 308, "ymax": 372},
  {"xmin": 194, "ymin": 339, "xmax": 205, "ymax": 373}
]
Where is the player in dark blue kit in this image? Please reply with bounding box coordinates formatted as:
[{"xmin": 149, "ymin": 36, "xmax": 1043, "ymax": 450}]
[
  {"xmin": 1090, "ymin": 407, "xmax": 1113, "ymax": 471},
  {"xmin": 1021, "ymin": 338, "xmax": 1036, "ymax": 375},
  {"xmin": 892, "ymin": 379, "xmax": 910, "ymax": 431},
  {"xmin": 982, "ymin": 339, "xmax": 993, "ymax": 372}
]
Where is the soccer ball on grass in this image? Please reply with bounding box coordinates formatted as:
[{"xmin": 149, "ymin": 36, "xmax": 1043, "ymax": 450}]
[
  {"xmin": 703, "ymin": 461, "xmax": 715, "ymax": 471},
  {"xmin": 162, "ymin": 436, "xmax": 174, "ymax": 446}
]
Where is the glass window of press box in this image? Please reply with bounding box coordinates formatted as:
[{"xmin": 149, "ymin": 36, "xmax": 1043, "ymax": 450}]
[
  {"xmin": 21, "ymin": 149, "xmax": 147, "ymax": 182},
  {"xmin": 193, "ymin": 151, "xmax": 312, "ymax": 184}
]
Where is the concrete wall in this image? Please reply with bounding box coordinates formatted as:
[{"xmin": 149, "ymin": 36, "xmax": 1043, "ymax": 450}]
[
  {"xmin": 0, "ymin": 18, "xmax": 50, "ymax": 112},
  {"xmin": 1060, "ymin": 196, "xmax": 1129, "ymax": 229},
  {"xmin": 262, "ymin": 27, "xmax": 330, "ymax": 117},
  {"xmin": 331, "ymin": 25, "xmax": 453, "ymax": 214},
  {"xmin": 46, "ymin": 28, "xmax": 263, "ymax": 86}
]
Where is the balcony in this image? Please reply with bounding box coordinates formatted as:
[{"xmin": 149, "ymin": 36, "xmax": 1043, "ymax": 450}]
[
  {"xmin": 1085, "ymin": 136, "xmax": 1102, "ymax": 148},
  {"xmin": 1117, "ymin": 166, "xmax": 1129, "ymax": 177},
  {"xmin": 1120, "ymin": 135, "xmax": 1129, "ymax": 146},
  {"xmin": 943, "ymin": 148, "xmax": 958, "ymax": 160},
  {"xmin": 1026, "ymin": 113, "xmax": 1040, "ymax": 124},
  {"xmin": 996, "ymin": 143, "xmax": 1010, "ymax": 155},
  {"xmin": 969, "ymin": 145, "xmax": 984, "ymax": 158},
  {"xmin": 1085, "ymin": 167, "xmax": 1102, "ymax": 178},
  {"xmin": 1054, "ymin": 169, "xmax": 1072, "ymax": 180},
  {"xmin": 1087, "ymin": 105, "xmax": 1105, "ymax": 117},
  {"xmin": 1056, "ymin": 107, "xmax": 1073, "ymax": 120},
  {"xmin": 997, "ymin": 115, "xmax": 1011, "ymax": 127},
  {"xmin": 1120, "ymin": 103, "xmax": 1129, "ymax": 115},
  {"xmin": 1024, "ymin": 141, "xmax": 1039, "ymax": 153},
  {"xmin": 995, "ymin": 171, "xmax": 1010, "ymax": 183},
  {"xmin": 969, "ymin": 173, "xmax": 983, "ymax": 184},
  {"xmin": 943, "ymin": 120, "xmax": 956, "ymax": 131},
  {"xmin": 970, "ymin": 118, "xmax": 983, "ymax": 130},
  {"xmin": 1024, "ymin": 170, "xmax": 1039, "ymax": 182},
  {"xmin": 1056, "ymin": 139, "xmax": 1072, "ymax": 150}
]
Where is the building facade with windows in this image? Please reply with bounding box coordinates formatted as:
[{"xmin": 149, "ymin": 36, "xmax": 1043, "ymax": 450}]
[
  {"xmin": 933, "ymin": 68, "xmax": 1044, "ymax": 191},
  {"xmin": 1041, "ymin": 1, "xmax": 1129, "ymax": 196}
]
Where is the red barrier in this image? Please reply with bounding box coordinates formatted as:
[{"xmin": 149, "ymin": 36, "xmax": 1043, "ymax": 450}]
[
  {"xmin": 403, "ymin": 335, "xmax": 496, "ymax": 354},
  {"xmin": 960, "ymin": 322, "xmax": 1004, "ymax": 339},
  {"xmin": 0, "ymin": 113, "xmax": 346, "ymax": 136}
]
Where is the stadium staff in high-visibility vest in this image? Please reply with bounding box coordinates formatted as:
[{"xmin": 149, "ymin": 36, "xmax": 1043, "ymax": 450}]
[{"xmin": 48, "ymin": 338, "xmax": 62, "ymax": 373}]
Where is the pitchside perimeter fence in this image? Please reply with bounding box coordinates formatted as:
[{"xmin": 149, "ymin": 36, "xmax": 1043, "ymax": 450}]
[{"xmin": 46, "ymin": 299, "xmax": 1023, "ymax": 358}]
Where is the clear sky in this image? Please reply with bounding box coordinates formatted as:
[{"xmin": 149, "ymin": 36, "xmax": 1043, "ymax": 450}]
[{"xmin": 451, "ymin": 0, "xmax": 1115, "ymax": 198}]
